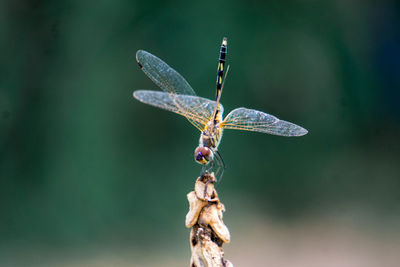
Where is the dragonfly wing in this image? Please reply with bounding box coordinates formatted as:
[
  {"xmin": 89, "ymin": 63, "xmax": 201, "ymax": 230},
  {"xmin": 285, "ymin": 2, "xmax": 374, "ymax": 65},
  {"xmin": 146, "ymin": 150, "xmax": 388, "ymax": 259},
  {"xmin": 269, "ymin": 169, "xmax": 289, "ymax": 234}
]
[
  {"xmin": 134, "ymin": 90, "xmax": 224, "ymax": 132},
  {"xmin": 221, "ymin": 107, "xmax": 308, "ymax": 136},
  {"xmin": 136, "ymin": 50, "xmax": 196, "ymax": 96}
]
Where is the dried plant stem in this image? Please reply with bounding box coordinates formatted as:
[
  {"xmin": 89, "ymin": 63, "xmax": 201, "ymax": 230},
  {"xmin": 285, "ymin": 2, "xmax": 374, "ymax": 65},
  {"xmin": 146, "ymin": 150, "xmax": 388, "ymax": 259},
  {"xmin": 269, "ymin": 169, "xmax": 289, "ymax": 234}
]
[{"xmin": 185, "ymin": 173, "xmax": 233, "ymax": 267}]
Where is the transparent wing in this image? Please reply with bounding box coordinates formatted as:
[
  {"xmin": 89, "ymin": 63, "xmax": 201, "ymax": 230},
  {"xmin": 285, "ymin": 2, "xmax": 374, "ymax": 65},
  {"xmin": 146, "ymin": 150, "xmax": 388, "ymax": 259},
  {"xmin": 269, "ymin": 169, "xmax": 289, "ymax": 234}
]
[
  {"xmin": 136, "ymin": 50, "xmax": 196, "ymax": 96},
  {"xmin": 133, "ymin": 90, "xmax": 224, "ymax": 132},
  {"xmin": 221, "ymin": 107, "xmax": 308, "ymax": 136}
]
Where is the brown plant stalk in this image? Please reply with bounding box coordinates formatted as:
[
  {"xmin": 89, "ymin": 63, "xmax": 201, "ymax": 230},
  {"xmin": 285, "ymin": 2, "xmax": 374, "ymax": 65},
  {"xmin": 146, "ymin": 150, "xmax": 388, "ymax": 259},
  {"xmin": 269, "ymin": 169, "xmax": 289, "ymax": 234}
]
[{"xmin": 185, "ymin": 172, "xmax": 233, "ymax": 267}]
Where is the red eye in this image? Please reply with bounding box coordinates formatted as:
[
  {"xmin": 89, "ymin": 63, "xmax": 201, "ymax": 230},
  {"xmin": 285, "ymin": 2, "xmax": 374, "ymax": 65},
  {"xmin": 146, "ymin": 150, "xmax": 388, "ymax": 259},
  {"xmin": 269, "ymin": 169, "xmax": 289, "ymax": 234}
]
[
  {"xmin": 194, "ymin": 147, "xmax": 202, "ymax": 156},
  {"xmin": 199, "ymin": 147, "xmax": 211, "ymax": 157},
  {"xmin": 194, "ymin": 147, "xmax": 213, "ymax": 165}
]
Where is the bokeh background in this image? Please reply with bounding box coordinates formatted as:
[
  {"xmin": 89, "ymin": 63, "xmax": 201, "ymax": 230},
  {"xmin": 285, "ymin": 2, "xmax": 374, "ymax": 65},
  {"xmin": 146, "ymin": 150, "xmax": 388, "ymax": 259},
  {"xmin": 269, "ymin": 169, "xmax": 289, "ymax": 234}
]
[{"xmin": 1, "ymin": 0, "xmax": 400, "ymax": 266}]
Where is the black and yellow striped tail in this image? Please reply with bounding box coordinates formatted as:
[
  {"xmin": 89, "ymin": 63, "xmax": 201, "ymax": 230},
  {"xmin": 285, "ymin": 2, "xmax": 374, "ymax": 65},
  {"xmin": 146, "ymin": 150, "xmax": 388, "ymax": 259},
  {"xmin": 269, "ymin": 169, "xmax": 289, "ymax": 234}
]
[{"xmin": 215, "ymin": 37, "xmax": 227, "ymax": 101}]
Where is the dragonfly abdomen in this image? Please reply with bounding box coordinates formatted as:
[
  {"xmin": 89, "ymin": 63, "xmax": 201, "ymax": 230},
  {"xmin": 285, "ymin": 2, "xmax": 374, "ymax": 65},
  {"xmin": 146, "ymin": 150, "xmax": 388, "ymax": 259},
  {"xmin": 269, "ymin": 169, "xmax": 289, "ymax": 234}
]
[{"xmin": 216, "ymin": 37, "xmax": 227, "ymax": 100}]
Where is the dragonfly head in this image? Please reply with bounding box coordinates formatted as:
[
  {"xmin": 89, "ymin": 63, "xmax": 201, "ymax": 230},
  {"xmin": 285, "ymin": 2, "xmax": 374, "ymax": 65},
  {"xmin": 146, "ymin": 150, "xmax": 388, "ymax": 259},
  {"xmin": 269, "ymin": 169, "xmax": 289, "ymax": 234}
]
[{"xmin": 194, "ymin": 146, "xmax": 214, "ymax": 165}]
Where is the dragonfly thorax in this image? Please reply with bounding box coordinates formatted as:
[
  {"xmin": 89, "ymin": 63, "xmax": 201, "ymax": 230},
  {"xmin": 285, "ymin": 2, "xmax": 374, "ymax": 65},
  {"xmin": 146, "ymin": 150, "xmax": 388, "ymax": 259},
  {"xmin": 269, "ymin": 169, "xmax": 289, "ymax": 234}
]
[{"xmin": 200, "ymin": 121, "xmax": 223, "ymax": 150}]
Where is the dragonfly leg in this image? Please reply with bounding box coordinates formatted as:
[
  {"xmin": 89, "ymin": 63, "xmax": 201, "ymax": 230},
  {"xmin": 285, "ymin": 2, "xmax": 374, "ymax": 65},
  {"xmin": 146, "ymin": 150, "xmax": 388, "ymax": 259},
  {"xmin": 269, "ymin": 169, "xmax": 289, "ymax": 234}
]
[
  {"xmin": 201, "ymin": 164, "xmax": 207, "ymax": 175},
  {"xmin": 201, "ymin": 151, "xmax": 226, "ymax": 198},
  {"xmin": 200, "ymin": 160, "xmax": 213, "ymax": 176},
  {"xmin": 214, "ymin": 150, "xmax": 226, "ymax": 184},
  {"xmin": 200, "ymin": 160, "xmax": 216, "ymax": 199}
]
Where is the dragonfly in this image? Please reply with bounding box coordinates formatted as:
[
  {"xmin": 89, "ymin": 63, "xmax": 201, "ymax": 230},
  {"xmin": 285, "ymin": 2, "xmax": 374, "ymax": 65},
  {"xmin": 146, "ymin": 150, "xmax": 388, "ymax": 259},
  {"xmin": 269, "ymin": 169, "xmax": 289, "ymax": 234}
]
[{"xmin": 133, "ymin": 37, "xmax": 308, "ymax": 180}]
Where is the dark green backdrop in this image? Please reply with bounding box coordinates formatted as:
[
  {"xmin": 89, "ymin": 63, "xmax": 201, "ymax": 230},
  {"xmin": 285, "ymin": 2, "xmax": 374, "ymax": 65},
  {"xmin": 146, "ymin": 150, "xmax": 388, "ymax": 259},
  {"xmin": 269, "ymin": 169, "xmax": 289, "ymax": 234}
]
[{"xmin": 1, "ymin": 0, "xmax": 399, "ymax": 265}]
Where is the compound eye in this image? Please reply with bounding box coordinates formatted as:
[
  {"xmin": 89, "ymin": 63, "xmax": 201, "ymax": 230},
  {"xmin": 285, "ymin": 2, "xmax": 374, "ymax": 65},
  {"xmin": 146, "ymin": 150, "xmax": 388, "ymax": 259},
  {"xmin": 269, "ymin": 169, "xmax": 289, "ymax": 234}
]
[
  {"xmin": 194, "ymin": 147, "xmax": 213, "ymax": 164},
  {"xmin": 199, "ymin": 147, "xmax": 212, "ymax": 158}
]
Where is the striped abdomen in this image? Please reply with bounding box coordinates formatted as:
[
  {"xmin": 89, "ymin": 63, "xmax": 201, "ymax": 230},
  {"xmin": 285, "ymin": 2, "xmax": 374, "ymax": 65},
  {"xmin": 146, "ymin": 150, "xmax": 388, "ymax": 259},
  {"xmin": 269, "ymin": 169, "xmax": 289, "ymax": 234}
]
[{"xmin": 216, "ymin": 37, "xmax": 227, "ymax": 101}]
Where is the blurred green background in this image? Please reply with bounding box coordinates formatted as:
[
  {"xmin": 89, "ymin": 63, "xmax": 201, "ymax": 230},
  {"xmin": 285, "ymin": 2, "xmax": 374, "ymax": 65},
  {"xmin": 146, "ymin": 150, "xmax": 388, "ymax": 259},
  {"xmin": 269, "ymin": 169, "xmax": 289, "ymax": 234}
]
[{"xmin": 1, "ymin": 0, "xmax": 400, "ymax": 266}]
